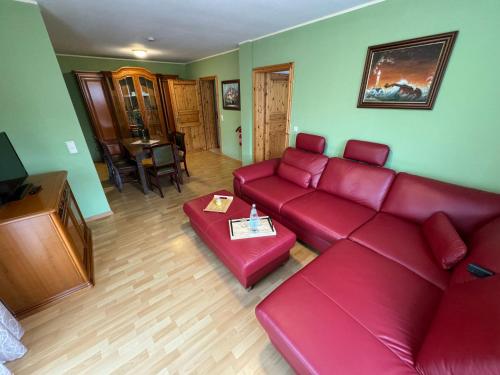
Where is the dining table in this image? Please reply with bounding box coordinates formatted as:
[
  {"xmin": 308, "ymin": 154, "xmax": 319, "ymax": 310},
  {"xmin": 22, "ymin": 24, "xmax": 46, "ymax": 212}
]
[{"xmin": 121, "ymin": 136, "xmax": 183, "ymax": 194}]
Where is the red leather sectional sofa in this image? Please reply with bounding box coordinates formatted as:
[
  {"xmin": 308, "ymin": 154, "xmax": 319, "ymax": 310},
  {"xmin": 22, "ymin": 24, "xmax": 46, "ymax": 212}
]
[{"xmin": 233, "ymin": 133, "xmax": 500, "ymax": 374}]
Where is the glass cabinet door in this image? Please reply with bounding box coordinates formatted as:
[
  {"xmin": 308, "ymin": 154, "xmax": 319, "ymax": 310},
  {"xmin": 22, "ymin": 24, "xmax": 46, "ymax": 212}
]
[
  {"xmin": 118, "ymin": 76, "xmax": 144, "ymax": 134},
  {"xmin": 112, "ymin": 68, "xmax": 168, "ymax": 137},
  {"xmin": 63, "ymin": 187, "xmax": 87, "ymax": 265},
  {"xmin": 138, "ymin": 76, "xmax": 163, "ymax": 136}
]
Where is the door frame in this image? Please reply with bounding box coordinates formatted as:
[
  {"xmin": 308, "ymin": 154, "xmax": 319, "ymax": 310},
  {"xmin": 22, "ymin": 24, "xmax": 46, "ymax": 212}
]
[
  {"xmin": 252, "ymin": 62, "xmax": 294, "ymax": 162},
  {"xmin": 199, "ymin": 76, "xmax": 221, "ymax": 148}
]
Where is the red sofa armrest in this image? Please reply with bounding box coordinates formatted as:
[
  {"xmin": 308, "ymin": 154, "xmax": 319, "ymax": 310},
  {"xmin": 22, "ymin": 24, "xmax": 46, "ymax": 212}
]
[{"xmin": 233, "ymin": 158, "xmax": 280, "ymax": 184}]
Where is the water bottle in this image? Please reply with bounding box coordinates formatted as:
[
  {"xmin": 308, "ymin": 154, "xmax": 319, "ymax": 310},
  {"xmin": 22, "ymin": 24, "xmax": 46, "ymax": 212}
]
[{"xmin": 249, "ymin": 204, "xmax": 259, "ymax": 232}]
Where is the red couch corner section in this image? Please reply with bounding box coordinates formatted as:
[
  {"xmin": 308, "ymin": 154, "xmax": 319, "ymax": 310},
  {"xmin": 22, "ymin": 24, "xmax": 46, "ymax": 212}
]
[{"xmin": 233, "ymin": 134, "xmax": 500, "ymax": 374}]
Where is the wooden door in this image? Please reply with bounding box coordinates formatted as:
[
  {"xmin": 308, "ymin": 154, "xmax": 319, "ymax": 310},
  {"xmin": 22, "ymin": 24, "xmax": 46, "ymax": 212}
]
[
  {"xmin": 253, "ymin": 63, "xmax": 294, "ymax": 162},
  {"xmin": 168, "ymin": 79, "xmax": 207, "ymax": 151},
  {"xmin": 264, "ymin": 72, "xmax": 289, "ymax": 159},
  {"xmin": 75, "ymin": 71, "xmax": 121, "ymax": 141},
  {"xmin": 199, "ymin": 79, "xmax": 219, "ymax": 149}
]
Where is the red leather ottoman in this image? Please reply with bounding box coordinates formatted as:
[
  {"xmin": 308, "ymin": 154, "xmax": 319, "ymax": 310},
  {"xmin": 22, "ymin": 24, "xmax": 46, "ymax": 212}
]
[{"xmin": 183, "ymin": 190, "xmax": 296, "ymax": 288}]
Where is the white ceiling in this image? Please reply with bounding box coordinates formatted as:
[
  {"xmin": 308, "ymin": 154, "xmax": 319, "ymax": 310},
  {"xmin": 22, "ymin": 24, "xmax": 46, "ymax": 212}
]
[{"xmin": 36, "ymin": 0, "xmax": 379, "ymax": 63}]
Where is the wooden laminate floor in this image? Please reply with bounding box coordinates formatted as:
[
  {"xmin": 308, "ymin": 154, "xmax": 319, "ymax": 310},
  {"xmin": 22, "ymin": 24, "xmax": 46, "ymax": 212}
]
[{"xmin": 8, "ymin": 150, "xmax": 317, "ymax": 375}]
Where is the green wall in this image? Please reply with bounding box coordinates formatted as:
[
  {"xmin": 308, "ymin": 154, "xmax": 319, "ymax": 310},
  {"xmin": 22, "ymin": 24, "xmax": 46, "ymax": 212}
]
[
  {"xmin": 238, "ymin": 0, "xmax": 500, "ymax": 192},
  {"xmin": 186, "ymin": 51, "xmax": 241, "ymax": 160},
  {"xmin": 57, "ymin": 55, "xmax": 186, "ymax": 161},
  {"xmin": 0, "ymin": 1, "xmax": 110, "ymax": 218}
]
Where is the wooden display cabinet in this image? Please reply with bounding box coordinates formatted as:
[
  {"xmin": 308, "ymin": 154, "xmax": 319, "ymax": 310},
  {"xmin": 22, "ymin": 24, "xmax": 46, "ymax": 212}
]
[
  {"xmin": 111, "ymin": 67, "xmax": 167, "ymax": 137},
  {"xmin": 0, "ymin": 172, "xmax": 94, "ymax": 318}
]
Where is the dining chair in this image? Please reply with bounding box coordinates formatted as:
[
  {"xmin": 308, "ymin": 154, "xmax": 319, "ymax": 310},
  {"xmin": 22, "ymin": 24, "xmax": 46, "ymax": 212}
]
[
  {"xmin": 170, "ymin": 131, "xmax": 189, "ymax": 177},
  {"xmin": 145, "ymin": 143, "xmax": 181, "ymax": 198},
  {"xmin": 98, "ymin": 140, "xmax": 138, "ymax": 192}
]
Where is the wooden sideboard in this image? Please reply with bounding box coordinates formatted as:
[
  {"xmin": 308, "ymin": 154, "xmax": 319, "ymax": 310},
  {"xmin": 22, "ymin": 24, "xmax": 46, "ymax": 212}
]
[{"xmin": 0, "ymin": 171, "xmax": 94, "ymax": 318}]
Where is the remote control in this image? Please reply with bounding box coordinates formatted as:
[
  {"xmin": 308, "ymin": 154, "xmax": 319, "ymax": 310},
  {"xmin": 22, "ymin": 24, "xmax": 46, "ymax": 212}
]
[{"xmin": 467, "ymin": 263, "xmax": 495, "ymax": 278}]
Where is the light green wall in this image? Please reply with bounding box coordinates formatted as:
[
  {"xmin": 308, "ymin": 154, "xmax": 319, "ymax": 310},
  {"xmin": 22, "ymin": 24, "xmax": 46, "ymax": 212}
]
[
  {"xmin": 238, "ymin": 0, "xmax": 500, "ymax": 192},
  {"xmin": 0, "ymin": 1, "xmax": 110, "ymax": 218},
  {"xmin": 185, "ymin": 51, "xmax": 241, "ymax": 160},
  {"xmin": 57, "ymin": 55, "xmax": 186, "ymax": 161}
]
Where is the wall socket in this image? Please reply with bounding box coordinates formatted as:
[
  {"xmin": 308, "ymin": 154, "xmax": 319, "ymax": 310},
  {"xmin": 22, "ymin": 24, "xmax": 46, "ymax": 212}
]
[{"xmin": 65, "ymin": 140, "xmax": 78, "ymax": 154}]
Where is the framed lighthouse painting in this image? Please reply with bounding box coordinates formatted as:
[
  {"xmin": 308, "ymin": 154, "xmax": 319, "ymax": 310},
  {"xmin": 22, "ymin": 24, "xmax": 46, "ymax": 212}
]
[{"xmin": 357, "ymin": 31, "xmax": 458, "ymax": 109}]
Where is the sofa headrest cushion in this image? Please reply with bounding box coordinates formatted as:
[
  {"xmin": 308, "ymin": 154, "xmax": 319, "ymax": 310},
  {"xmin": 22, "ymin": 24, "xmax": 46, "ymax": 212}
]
[
  {"xmin": 343, "ymin": 140, "xmax": 390, "ymax": 166},
  {"xmin": 277, "ymin": 162, "xmax": 312, "ymax": 189},
  {"xmin": 295, "ymin": 133, "xmax": 326, "ymax": 154},
  {"xmin": 422, "ymin": 212, "xmax": 467, "ymax": 270}
]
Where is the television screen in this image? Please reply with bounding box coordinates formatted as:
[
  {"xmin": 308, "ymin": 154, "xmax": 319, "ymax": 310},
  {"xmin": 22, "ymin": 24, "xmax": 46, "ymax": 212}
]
[{"xmin": 0, "ymin": 132, "xmax": 28, "ymax": 194}]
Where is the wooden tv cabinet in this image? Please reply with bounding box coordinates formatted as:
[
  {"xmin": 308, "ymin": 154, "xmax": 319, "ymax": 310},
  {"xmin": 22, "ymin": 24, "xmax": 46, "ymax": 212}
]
[{"xmin": 0, "ymin": 171, "xmax": 94, "ymax": 318}]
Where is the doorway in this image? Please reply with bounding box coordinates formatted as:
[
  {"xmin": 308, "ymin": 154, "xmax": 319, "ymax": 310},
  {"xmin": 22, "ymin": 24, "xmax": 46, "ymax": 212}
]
[
  {"xmin": 199, "ymin": 76, "xmax": 220, "ymax": 150},
  {"xmin": 253, "ymin": 63, "xmax": 294, "ymax": 162}
]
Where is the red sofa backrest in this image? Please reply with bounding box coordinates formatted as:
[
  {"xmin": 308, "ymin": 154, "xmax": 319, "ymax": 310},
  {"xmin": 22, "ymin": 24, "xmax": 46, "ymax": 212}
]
[
  {"xmin": 382, "ymin": 173, "xmax": 500, "ymax": 237},
  {"xmin": 279, "ymin": 133, "xmax": 328, "ymax": 188},
  {"xmin": 318, "ymin": 158, "xmax": 396, "ymax": 211},
  {"xmin": 317, "ymin": 140, "xmax": 395, "ymax": 211}
]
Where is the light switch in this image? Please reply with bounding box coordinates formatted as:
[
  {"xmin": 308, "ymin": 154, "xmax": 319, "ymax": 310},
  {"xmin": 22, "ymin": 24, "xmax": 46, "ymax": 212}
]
[
  {"xmin": 221, "ymin": 114, "xmax": 224, "ymax": 122},
  {"xmin": 65, "ymin": 140, "xmax": 78, "ymax": 154},
  {"xmin": 293, "ymin": 126, "xmax": 299, "ymax": 132}
]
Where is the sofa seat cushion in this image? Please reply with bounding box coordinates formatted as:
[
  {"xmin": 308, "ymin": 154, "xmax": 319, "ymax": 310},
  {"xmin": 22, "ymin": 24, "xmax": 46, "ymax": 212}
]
[
  {"xmin": 416, "ymin": 275, "xmax": 500, "ymax": 375},
  {"xmin": 257, "ymin": 240, "xmax": 441, "ymax": 373},
  {"xmin": 350, "ymin": 213, "xmax": 449, "ymax": 290},
  {"xmin": 281, "ymin": 191, "xmax": 376, "ymax": 243},
  {"xmin": 256, "ymin": 276, "xmax": 418, "ymax": 375},
  {"xmin": 241, "ymin": 175, "xmax": 313, "ymax": 215}
]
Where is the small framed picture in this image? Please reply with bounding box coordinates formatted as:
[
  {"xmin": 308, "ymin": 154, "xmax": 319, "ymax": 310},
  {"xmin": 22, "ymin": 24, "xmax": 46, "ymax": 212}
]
[
  {"xmin": 357, "ymin": 31, "xmax": 458, "ymax": 109},
  {"xmin": 221, "ymin": 79, "xmax": 240, "ymax": 110}
]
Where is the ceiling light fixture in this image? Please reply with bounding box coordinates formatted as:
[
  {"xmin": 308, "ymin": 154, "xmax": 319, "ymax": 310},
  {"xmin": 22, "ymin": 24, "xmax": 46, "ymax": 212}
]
[
  {"xmin": 132, "ymin": 49, "xmax": 147, "ymax": 58},
  {"xmin": 147, "ymin": 36, "xmax": 155, "ymax": 42}
]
